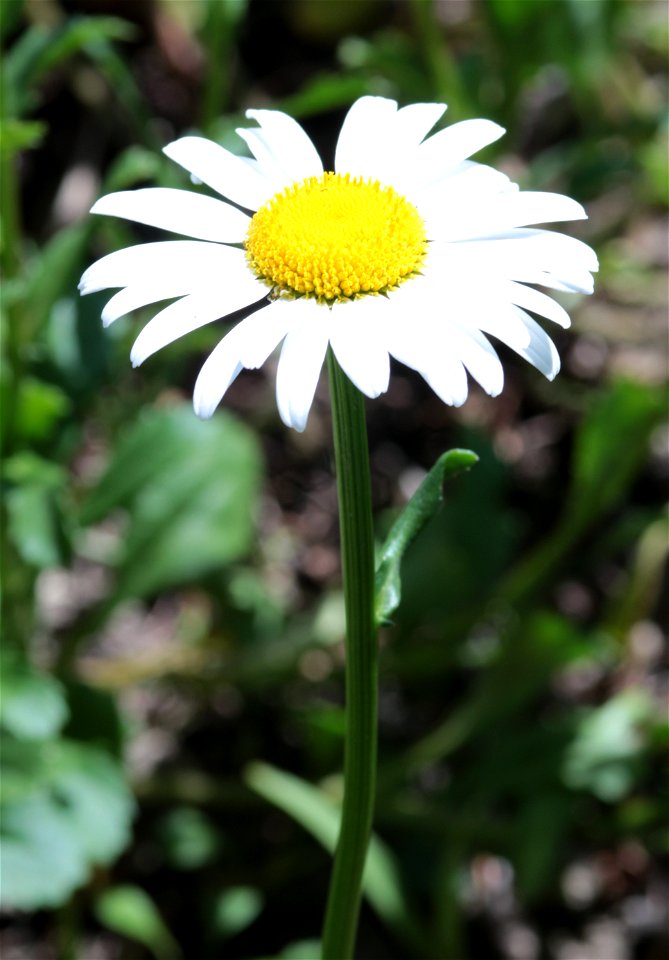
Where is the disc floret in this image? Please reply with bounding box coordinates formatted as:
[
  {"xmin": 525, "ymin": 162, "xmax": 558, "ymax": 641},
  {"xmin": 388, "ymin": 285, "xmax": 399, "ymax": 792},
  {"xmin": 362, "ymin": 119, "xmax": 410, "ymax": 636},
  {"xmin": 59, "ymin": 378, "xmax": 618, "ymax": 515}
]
[{"xmin": 245, "ymin": 172, "xmax": 427, "ymax": 303}]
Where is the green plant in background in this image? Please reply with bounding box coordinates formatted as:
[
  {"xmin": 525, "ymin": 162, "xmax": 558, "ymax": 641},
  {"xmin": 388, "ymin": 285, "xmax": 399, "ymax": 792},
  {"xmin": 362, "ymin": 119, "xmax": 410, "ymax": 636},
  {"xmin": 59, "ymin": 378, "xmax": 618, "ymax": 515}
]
[{"xmin": 1, "ymin": 0, "xmax": 667, "ymax": 958}]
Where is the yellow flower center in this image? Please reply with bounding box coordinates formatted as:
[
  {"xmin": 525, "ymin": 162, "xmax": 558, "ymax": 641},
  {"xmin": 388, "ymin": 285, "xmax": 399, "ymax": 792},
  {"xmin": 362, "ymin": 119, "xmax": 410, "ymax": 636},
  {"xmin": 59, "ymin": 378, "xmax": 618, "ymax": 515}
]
[{"xmin": 245, "ymin": 171, "xmax": 427, "ymax": 303}]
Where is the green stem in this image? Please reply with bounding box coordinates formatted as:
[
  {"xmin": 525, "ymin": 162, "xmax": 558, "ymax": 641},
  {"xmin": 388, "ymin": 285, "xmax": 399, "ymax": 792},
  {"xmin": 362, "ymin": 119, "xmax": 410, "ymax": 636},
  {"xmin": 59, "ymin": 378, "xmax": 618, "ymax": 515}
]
[{"xmin": 321, "ymin": 350, "xmax": 378, "ymax": 960}]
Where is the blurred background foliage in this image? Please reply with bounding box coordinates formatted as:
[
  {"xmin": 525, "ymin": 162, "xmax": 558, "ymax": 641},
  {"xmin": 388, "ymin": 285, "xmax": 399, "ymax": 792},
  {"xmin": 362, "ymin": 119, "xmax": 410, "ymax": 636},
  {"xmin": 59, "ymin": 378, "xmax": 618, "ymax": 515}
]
[{"xmin": 1, "ymin": 0, "xmax": 667, "ymax": 957}]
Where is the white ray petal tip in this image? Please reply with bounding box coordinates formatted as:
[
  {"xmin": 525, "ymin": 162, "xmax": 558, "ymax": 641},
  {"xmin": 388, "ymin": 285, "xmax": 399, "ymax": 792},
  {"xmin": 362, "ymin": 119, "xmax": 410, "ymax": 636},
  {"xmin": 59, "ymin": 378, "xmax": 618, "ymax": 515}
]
[
  {"xmin": 90, "ymin": 196, "xmax": 110, "ymax": 215},
  {"xmin": 162, "ymin": 138, "xmax": 186, "ymax": 157},
  {"xmin": 481, "ymin": 380, "xmax": 504, "ymax": 398},
  {"xmin": 470, "ymin": 119, "xmax": 505, "ymax": 144},
  {"xmin": 193, "ymin": 399, "xmax": 216, "ymax": 419},
  {"xmin": 289, "ymin": 414, "xmax": 308, "ymax": 433}
]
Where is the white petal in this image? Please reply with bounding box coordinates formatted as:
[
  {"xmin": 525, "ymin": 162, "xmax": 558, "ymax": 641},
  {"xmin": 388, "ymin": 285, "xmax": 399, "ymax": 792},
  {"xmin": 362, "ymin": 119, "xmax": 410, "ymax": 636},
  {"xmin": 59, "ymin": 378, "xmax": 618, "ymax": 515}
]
[
  {"xmin": 329, "ymin": 298, "xmax": 390, "ymax": 398},
  {"xmin": 426, "ymin": 159, "xmax": 512, "ymax": 198},
  {"xmin": 193, "ymin": 333, "xmax": 246, "ymax": 418},
  {"xmin": 420, "ymin": 352, "xmax": 469, "ymax": 407},
  {"xmin": 234, "ymin": 128, "xmax": 286, "ymax": 183},
  {"xmin": 192, "ymin": 305, "xmax": 288, "ymax": 418},
  {"xmin": 439, "ymin": 229, "xmax": 598, "ymax": 293},
  {"xmin": 90, "ymin": 188, "xmax": 250, "ymax": 242},
  {"xmin": 464, "ymin": 299, "xmax": 533, "ymax": 351},
  {"xmin": 415, "ymin": 119, "xmax": 505, "ymax": 184},
  {"xmin": 102, "ymin": 282, "xmax": 192, "ymax": 327},
  {"xmin": 501, "ymin": 279, "xmax": 571, "ymax": 328},
  {"xmin": 275, "ymin": 300, "xmax": 329, "ymax": 431},
  {"xmin": 384, "ymin": 304, "xmax": 468, "ymax": 407},
  {"xmin": 235, "ymin": 302, "xmax": 294, "ymax": 369},
  {"xmin": 380, "ymin": 102, "xmax": 448, "ymax": 191},
  {"xmin": 507, "ymin": 267, "xmax": 595, "ymax": 295},
  {"xmin": 472, "ymin": 229, "xmax": 599, "ymax": 273},
  {"xmin": 163, "ymin": 136, "xmax": 276, "ymax": 211},
  {"xmin": 243, "ymin": 109, "xmax": 323, "ymax": 182},
  {"xmin": 489, "ymin": 191, "xmax": 587, "ymax": 226},
  {"xmin": 130, "ymin": 271, "xmax": 267, "ymax": 366},
  {"xmin": 450, "ymin": 326, "xmax": 504, "ymax": 397},
  {"xmin": 427, "ymin": 191, "xmax": 588, "ymax": 242},
  {"xmin": 334, "ymin": 96, "xmax": 398, "ymax": 178},
  {"xmin": 130, "ymin": 294, "xmax": 223, "ymax": 367},
  {"xmin": 79, "ymin": 241, "xmax": 247, "ymax": 295},
  {"xmin": 507, "ymin": 310, "xmax": 561, "ymax": 379},
  {"xmin": 417, "ymin": 162, "xmax": 515, "ymax": 235},
  {"xmin": 394, "ymin": 102, "xmax": 447, "ymax": 146}
]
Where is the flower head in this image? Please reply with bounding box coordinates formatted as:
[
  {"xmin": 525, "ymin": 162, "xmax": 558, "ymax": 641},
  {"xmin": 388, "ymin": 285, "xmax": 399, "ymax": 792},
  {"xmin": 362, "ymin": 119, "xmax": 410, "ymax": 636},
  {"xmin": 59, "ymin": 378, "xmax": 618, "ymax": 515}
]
[{"xmin": 80, "ymin": 97, "xmax": 597, "ymax": 431}]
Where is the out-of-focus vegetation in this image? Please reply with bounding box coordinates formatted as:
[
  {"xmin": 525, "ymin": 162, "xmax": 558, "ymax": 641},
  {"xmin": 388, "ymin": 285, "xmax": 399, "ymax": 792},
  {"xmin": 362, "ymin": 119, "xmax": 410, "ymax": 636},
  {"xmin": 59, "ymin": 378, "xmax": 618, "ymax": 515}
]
[{"xmin": 1, "ymin": 0, "xmax": 667, "ymax": 957}]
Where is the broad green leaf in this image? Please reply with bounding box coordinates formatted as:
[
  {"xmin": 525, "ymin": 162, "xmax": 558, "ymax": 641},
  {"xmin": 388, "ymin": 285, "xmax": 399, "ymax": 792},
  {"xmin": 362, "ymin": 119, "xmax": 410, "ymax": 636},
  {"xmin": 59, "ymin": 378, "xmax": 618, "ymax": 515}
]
[
  {"xmin": 211, "ymin": 886, "xmax": 263, "ymax": 939},
  {"xmin": 374, "ymin": 449, "xmax": 478, "ymax": 625},
  {"xmin": 0, "ymin": 656, "xmax": 68, "ymax": 741},
  {"xmin": 563, "ymin": 689, "xmax": 654, "ymax": 801},
  {"xmin": 0, "ymin": 740, "xmax": 134, "ymax": 909},
  {"xmin": 81, "ymin": 405, "xmax": 262, "ymax": 598},
  {"xmin": 0, "ymin": 794, "xmax": 89, "ymax": 909},
  {"xmin": 95, "ymin": 885, "xmax": 181, "ymax": 960},
  {"xmin": 48, "ymin": 741, "xmax": 135, "ymax": 864},
  {"xmin": 245, "ymin": 761, "xmax": 413, "ymax": 939}
]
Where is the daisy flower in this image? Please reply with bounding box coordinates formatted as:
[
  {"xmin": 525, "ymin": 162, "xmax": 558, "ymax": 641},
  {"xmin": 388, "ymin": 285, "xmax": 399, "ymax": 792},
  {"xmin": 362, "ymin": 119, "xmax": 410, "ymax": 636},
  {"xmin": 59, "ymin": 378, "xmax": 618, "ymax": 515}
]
[{"xmin": 80, "ymin": 96, "xmax": 597, "ymax": 431}]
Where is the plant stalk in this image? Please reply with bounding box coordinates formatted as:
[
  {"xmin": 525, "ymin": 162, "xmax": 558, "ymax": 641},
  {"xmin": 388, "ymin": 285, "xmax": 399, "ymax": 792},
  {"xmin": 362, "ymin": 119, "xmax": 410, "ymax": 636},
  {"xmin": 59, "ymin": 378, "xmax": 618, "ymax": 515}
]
[{"xmin": 321, "ymin": 350, "xmax": 378, "ymax": 960}]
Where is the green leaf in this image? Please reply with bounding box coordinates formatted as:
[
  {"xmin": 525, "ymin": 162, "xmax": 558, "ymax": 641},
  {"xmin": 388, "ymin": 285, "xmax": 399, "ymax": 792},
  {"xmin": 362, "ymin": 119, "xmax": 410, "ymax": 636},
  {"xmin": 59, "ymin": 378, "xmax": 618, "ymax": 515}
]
[
  {"xmin": 62, "ymin": 681, "xmax": 125, "ymax": 757},
  {"xmin": 81, "ymin": 405, "xmax": 262, "ymax": 598},
  {"xmin": 211, "ymin": 886, "xmax": 263, "ymax": 939},
  {"xmin": 0, "ymin": 0, "xmax": 23, "ymax": 42},
  {"xmin": 374, "ymin": 449, "xmax": 478, "ymax": 625},
  {"xmin": 279, "ymin": 941, "xmax": 323, "ymax": 959},
  {"xmin": 0, "ymin": 655, "xmax": 68, "ymax": 741},
  {"xmin": 22, "ymin": 223, "xmax": 90, "ymax": 338},
  {"xmin": 157, "ymin": 807, "xmax": 220, "ymax": 871},
  {"xmin": 0, "ymin": 119, "xmax": 47, "ymax": 154},
  {"xmin": 13, "ymin": 377, "xmax": 71, "ymax": 442},
  {"xmin": 102, "ymin": 145, "xmax": 164, "ymax": 194},
  {"xmin": 278, "ymin": 73, "xmax": 370, "ymax": 118},
  {"xmin": 95, "ymin": 885, "xmax": 181, "ymax": 960},
  {"xmin": 45, "ymin": 296, "xmax": 110, "ymax": 395},
  {"xmin": 0, "ymin": 793, "xmax": 89, "ymax": 909},
  {"xmin": 569, "ymin": 379, "xmax": 666, "ymax": 529},
  {"xmin": 48, "ymin": 741, "xmax": 135, "ymax": 864},
  {"xmin": 245, "ymin": 762, "xmax": 413, "ymax": 939},
  {"xmin": 3, "ymin": 18, "xmax": 136, "ymax": 117},
  {"xmin": 0, "ymin": 736, "xmax": 47, "ymax": 805},
  {"xmin": 0, "ymin": 740, "xmax": 134, "ymax": 909},
  {"xmin": 563, "ymin": 689, "xmax": 654, "ymax": 801},
  {"xmin": 4, "ymin": 454, "xmax": 70, "ymax": 569}
]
